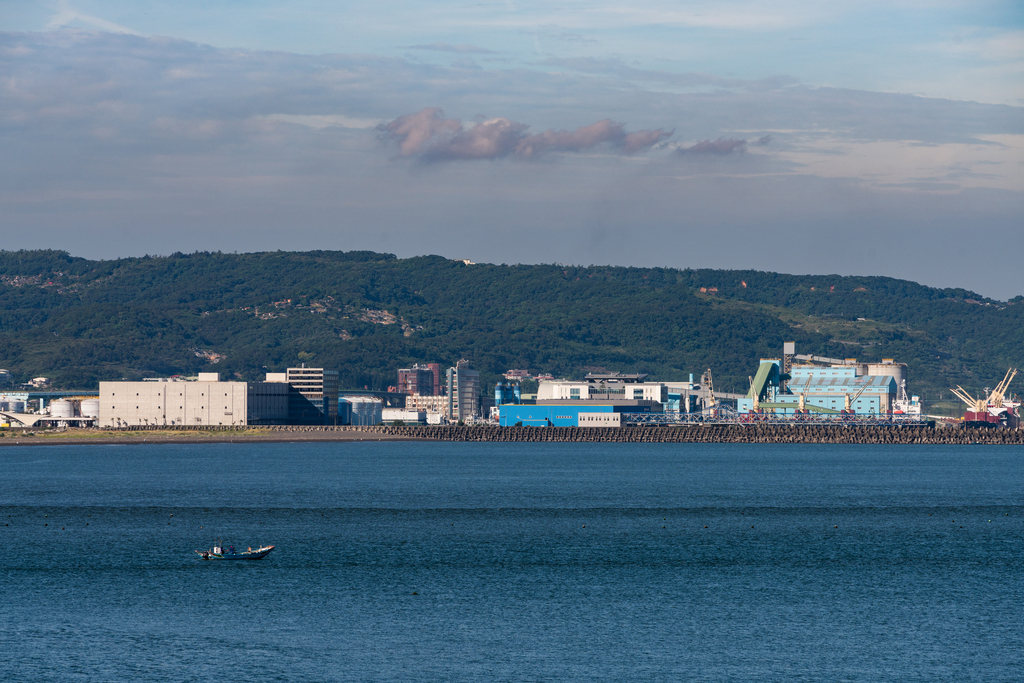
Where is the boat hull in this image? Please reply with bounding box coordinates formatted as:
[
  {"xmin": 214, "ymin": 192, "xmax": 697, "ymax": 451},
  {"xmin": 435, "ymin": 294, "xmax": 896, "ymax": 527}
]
[{"xmin": 196, "ymin": 545, "xmax": 274, "ymax": 561}]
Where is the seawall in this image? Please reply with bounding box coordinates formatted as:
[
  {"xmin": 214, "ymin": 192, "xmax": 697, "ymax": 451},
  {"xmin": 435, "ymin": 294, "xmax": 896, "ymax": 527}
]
[
  {"xmin": 101, "ymin": 423, "xmax": 1024, "ymax": 445},
  {"xmin": 371, "ymin": 424, "xmax": 1024, "ymax": 445},
  {"xmin": 7, "ymin": 424, "xmax": 1022, "ymax": 446}
]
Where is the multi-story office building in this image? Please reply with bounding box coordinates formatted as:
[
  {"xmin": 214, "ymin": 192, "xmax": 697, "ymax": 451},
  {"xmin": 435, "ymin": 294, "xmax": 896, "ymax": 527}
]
[
  {"xmin": 397, "ymin": 365, "xmax": 436, "ymax": 396},
  {"xmin": 284, "ymin": 367, "xmax": 339, "ymax": 424},
  {"xmin": 426, "ymin": 363, "xmax": 443, "ymax": 395},
  {"xmin": 405, "ymin": 393, "xmax": 448, "ymax": 416}
]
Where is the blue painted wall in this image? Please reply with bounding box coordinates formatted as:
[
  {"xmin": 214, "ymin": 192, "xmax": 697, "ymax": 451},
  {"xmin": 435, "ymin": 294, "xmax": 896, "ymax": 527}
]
[{"xmin": 498, "ymin": 404, "xmax": 614, "ymax": 427}]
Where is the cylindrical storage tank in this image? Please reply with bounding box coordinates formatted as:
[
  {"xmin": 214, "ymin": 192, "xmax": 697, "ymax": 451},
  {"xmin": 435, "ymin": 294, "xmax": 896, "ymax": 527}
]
[
  {"xmin": 50, "ymin": 400, "xmax": 75, "ymax": 418},
  {"xmin": 866, "ymin": 363, "xmax": 907, "ymax": 386},
  {"xmin": 81, "ymin": 399, "xmax": 100, "ymax": 419},
  {"xmin": 347, "ymin": 397, "xmax": 384, "ymax": 425},
  {"xmin": 348, "ymin": 397, "xmax": 370, "ymax": 426},
  {"xmin": 348, "ymin": 398, "xmax": 363, "ymax": 425},
  {"xmin": 337, "ymin": 400, "xmax": 352, "ymax": 426}
]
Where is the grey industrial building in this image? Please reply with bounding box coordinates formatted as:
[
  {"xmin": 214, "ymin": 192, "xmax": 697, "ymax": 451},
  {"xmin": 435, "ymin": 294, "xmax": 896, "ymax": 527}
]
[{"xmin": 446, "ymin": 361, "xmax": 481, "ymax": 421}]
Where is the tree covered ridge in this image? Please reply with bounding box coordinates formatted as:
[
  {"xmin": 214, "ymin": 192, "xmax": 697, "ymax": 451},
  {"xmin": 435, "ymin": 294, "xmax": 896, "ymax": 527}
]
[{"xmin": 0, "ymin": 249, "xmax": 1020, "ymax": 397}]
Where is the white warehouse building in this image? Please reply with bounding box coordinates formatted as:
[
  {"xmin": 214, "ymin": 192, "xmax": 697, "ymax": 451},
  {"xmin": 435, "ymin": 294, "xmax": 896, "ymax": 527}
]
[{"xmin": 99, "ymin": 373, "xmax": 289, "ymax": 427}]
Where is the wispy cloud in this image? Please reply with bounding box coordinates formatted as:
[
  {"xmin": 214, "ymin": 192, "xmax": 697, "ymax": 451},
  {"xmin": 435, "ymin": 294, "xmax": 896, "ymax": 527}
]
[
  {"xmin": 406, "ymin": 42, "xmax": 496, "ymax": 54},
  {"xmin": 260, "ymin": 114, "xmax": 383, "ymax": 129},
  {"xmin": 45, "ymin": 0, "xmax": 141, "ymax": 35},
  {"xmin": 378, "ymin": 108, "xmax": 672, "ymax": 161}
]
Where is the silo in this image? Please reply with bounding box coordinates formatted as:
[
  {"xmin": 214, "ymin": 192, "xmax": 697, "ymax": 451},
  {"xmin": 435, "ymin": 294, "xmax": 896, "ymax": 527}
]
[
  {"xmin": 348, "ymin": 397, "xmax": 369, "ymax": 426},
  {"xmin": 81, "ymin": 399, "xmax": 100, "ymax": 419},
  {"xmin": 347, "ymin": 397, "xmax": 384, "ymax": 425},
  {"xmin": 867, "ymin": 363, "xmax": 907, "ymax": 386},
  {"xmin": 50, "ymin": 400, "xmax": 75, "ymax": 418},
  {"xmin": 337, "ymin": 399, "xmax": 352, "ymax": 426}
]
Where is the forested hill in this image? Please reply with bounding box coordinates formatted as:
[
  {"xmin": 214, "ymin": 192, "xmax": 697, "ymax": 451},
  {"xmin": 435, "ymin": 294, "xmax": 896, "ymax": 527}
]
[{"xmin": 1, "ymin": 249, "xmax": 1021, "ymax": 399}]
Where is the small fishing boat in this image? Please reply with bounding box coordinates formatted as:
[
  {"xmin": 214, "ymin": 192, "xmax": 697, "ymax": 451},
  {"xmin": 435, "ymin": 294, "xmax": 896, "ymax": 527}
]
[{"xmin": 195, "ymin": 541, "xmax": 274, "ymax": 561}]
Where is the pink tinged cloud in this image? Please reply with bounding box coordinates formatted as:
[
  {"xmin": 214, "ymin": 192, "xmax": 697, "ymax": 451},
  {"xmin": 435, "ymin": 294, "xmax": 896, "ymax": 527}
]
[{"xmin": 379, "ymin": 108, "xmax": 671, "ymax": 161}]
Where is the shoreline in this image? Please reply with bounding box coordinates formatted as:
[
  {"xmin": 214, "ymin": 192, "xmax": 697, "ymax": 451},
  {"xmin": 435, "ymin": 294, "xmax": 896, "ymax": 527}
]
[
  {"xmin": 1, "ymin": 424, "xmax": 1022, "ymax": 446},
  {"xmin": 0, "ymin": 429, "xmax": 425, "ymax": 446}
]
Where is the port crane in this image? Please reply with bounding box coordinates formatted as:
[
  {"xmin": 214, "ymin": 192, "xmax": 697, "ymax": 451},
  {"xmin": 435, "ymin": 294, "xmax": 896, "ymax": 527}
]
[
  {"xmin": 701, "ymin": 369, "xmax": 715, "ymax": 405},
  {"xmin": 951, "ymin": 368, "xmax": 1018, "ymax": 418},
  {"xmin": 950, "ymin": 385, "xmax": 987, "ymax": 414},
  {"xmin": 988, "ymin": 367, "xmax": 1017, "ymax": 408},
  {"xmin": 844, "ymin": 382, "xmax": 870, "ymax": 412},
  {"xmin": 797, "ymin": 374, "xmax": 812, "ymax": 412}
]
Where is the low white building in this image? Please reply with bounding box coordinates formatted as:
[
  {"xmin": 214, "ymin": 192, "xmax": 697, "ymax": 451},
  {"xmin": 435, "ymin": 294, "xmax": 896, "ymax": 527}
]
[
  {"xmin": 382, "ymin": 408, "xmax": 427, "ymax": 424},
  {"xmin": 405, "ymin": 393, "xmax": 448, "ymax": 423},
  {"xmin": 578, "ymin": 412, "xmax": 621, "ymax": 427}
]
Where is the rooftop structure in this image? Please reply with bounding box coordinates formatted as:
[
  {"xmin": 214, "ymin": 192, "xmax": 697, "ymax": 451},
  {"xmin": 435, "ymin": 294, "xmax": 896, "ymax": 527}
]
[
  {"xmin": 537, "ymin": 377, "xmax": 667, "ymax": 403},
  {"xmin": 583, "ymin": 372, "xmax": 649, "ymax": 383}
]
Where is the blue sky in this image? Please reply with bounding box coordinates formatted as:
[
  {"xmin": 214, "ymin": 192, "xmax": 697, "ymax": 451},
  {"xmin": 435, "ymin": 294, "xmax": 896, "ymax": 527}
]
[{"xmin": 2, "ymin": 1, "xmax": 1023, "ymax": 297}]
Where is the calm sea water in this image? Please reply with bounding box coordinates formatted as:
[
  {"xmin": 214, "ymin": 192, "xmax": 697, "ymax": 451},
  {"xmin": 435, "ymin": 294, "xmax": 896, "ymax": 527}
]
[{"xmin": 1, "ymin": 442, "xmax": 1022, "ymax": 682}]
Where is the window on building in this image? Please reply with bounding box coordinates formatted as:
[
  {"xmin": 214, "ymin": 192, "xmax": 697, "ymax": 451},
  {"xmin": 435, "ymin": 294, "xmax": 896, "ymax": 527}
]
[
  {"xmin": 570, "ymin": 388, "xmax": 580, "ymax": 398},
  {"xmin": 633, "ymin": 389, "xmax": 644, "ymax": 399}
]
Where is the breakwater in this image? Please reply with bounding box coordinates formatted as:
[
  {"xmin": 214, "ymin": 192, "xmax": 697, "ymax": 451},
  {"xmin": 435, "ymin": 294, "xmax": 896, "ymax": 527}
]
[
  {"xmin": 106, "ymin": 423, "xmax": 1024, "ymax": 445},
  {"xmin": 375, "ymin": 425, "xmax": 1024, "ymax": 444}
]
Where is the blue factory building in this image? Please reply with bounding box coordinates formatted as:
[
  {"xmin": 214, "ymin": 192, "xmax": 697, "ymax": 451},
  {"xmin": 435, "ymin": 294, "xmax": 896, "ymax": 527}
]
[
  {"xmin": 497, "ymin": 403, "xmax": 663, "ymax": 427},
  {"xmin": 738, "ymin": 359, "xmax": 897, "ymax": 415},
  {"xmin": 498, "ymin": 403, "xmax": 614, "ymax": 427},
  {"xmin": 495, "ymin": 374, "xmax": 665, "ymax": 426},
  {"xmin": 497, "ymin": 401, "xmax": 661, "ymax": 427}
]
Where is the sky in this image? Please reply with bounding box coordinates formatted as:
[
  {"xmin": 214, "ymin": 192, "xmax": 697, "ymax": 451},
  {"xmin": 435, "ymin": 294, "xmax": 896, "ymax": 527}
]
[{"xmin": 2, "ymin": 1, "xmax": 1022, "ymax": 298}]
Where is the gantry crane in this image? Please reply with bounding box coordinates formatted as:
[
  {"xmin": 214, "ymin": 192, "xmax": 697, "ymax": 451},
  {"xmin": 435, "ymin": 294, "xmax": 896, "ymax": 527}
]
[{"xmin": 951, "ymin": 367, "xmax": 1018, "ymax": 416}]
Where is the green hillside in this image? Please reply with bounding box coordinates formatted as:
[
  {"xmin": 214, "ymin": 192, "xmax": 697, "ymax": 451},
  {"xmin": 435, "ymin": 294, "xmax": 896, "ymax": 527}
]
[{"xmin": 1, "ymin": 249, "xmax": 1021, "ymax": 403}]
